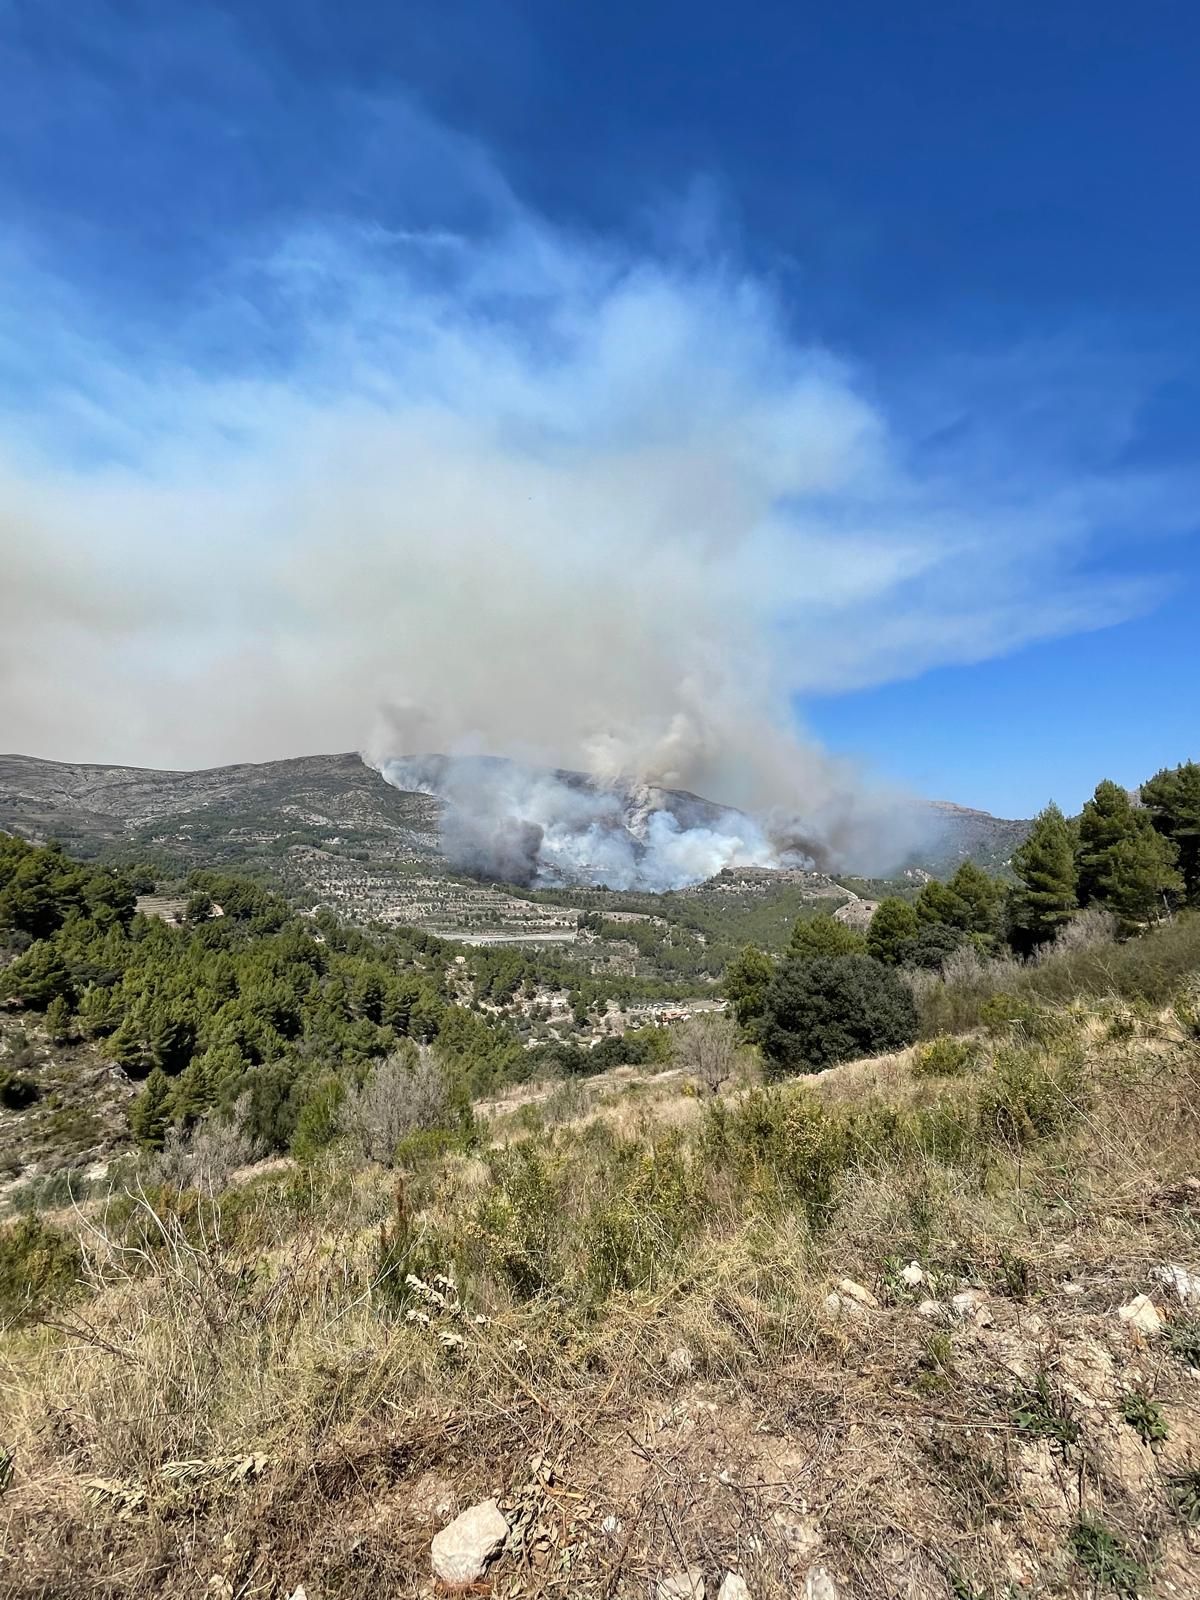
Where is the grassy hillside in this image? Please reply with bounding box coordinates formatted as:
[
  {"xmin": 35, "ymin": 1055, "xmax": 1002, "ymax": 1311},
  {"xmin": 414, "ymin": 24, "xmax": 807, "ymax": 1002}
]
[{"xmin": 3, "ymin": 987, "xmax": 1200, "ymax": 1597}]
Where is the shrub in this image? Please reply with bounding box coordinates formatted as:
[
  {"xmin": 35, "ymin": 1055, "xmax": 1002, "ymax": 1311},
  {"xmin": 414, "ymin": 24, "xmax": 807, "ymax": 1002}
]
[
  {"xmin": 0, "ymin": 1215, "xmax": 82, "ymax": 1327},
  {"xmin": 761, "ymin": 955, "xmax": 919, "ymax": 1077},
  {"xmin": 673, "ymin": 1011, "xmax": 740, "ymax": 1094},
  {"xmin": 339, "ymin": 1048, "xmax": 450, "ymax": 1165},
  {"xmin": 912, "ymin": 1035, "xmax": 981, "ymax": 1079},
  {"xmin": 0, "ymin": 1066, "xmax": 40, "ymax": 1110},
  {"xmin": 975, "ymin": 1046, "xmax": 1083, "ymax": 1152},
  {"xmin": 702, "ymin": 1088, "xmax": 854, "ymax": 1227}
]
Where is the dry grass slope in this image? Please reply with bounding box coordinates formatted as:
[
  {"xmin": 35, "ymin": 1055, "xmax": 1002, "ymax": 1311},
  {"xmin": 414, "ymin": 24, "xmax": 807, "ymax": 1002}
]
[{"xmin": 3, "ymin": 997, "xmax": 1200, "ymax": 1599}]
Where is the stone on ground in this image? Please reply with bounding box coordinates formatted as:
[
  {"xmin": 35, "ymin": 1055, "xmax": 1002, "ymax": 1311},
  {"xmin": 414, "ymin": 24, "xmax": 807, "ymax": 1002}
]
[
  {"xmin": 718, "ymin": 1575, "xmax": 751, "ymax": 1600},
  {"xmin": 805, "ymin": 1568, "xmax": 842, "ymax": 1599},
  {"xmin": 430, "ymin": 1498, "xmax": 508, "ymax": 1585},
  {"xmin": 1118, "ymin": 1294, "xmax": 1164, "ymax": 1336},
  {"xmin": 657, "ymin": 1568, "xmax": 706, "ymax": 1599}
]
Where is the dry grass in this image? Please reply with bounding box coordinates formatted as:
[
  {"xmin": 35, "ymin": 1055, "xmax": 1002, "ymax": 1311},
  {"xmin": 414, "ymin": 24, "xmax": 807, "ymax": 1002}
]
[{"xmin": 4, "ymin": 1002, "xmax": 1200, "ymax": 1598}]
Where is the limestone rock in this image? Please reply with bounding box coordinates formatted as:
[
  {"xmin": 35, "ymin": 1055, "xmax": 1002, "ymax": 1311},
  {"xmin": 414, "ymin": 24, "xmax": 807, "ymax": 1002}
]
[
  {"xmin": 430, "ymin": 1498, "xmax": 508, "ymax": 1586},
  {"xmin": 665, "ymin": 1344, "xmax": 695, "ymax": 1381},
  {"xmin": 837, "ymin": 1278, "xmax": 879, "ymax": 1308},
  {"xmin": 824, "ymin": 1291, "xmax": 865, "ymax": 1322},
  {"xmin": 1118, "ymin": 1294, "xmax": 1164, "ymax": 1336},
  {"xmin": 951, "ymin": 1288, "xmax": 994, "ymax": 1326},
  {"xmin": 657, "ymin": 1568, "xmax": 705, "ymax": 1599},
  {"xmin": 805, "ymin": 1569, "xmax": 842, "ymax": 1599},
  {"xmin": 900, "ymin": 1261, "xmax": 925, "ymax": 1287},
  {"xmin": 718, "ymin": 1576, "xmax": 752, "ymax": 1600},
  {"xmin": 916, "ymin": 1298, "xmax": 945, "ymax": 1319},
  {"xmin": 1154, "ymin": 1264, "xmax": 1200, "ymax": 1306}
]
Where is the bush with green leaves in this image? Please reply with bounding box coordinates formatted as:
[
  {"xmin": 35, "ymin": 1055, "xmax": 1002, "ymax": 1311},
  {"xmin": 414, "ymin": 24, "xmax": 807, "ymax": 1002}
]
[
  {"xmin": 760, "ymin": 954, "xmax": 919, "ymax": 1077},
  {"xmin": 911, "ymin": 1035, "xmax": 981, "ymax": 1079},
  {"xmin": 0, "ymin": 1215, "xmax": 82, "ymax": 1328}
]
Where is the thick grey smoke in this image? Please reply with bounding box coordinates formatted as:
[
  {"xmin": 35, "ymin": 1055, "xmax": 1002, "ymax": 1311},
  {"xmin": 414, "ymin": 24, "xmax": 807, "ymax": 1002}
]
[{"xmin": 380, "ymin": 753, "xmax": 811, "ymax": 889}]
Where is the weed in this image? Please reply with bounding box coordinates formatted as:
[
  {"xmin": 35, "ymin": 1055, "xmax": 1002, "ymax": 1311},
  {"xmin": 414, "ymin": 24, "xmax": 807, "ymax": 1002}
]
[
  {"xmin": 926, "ymin": 1434, "xmax": 1012, "ymax": 1524},
  {"xmin": 1069, "ymin": 1516, "xmax": 1147, "ymax": 1597},
  {"xmin": 947, "ymin": 1572, "xmax": 986, "ymax": 1600},
  {"xmin": 1165, "ymin": 1467, "xmax": 1200, "ymax": 1525},
  {"xmin": 1121, "ymin": 1391, "xmax": 1168, "ymax": 1446},
  {"xmin": 1167, "ymin": 1317, "xmax": 1200, "ymax": 1369},
  {"xmin": 1010, "ymin": 1372, "xmax": 1079, "ymax": 1453},
  {"xmin": 914, "ymin": 1330, "xmax": 957, "ymax": 1396},
  {"xmin": 997, "ymin": 1247, "xmax": 1034, "ymax": 1301}
]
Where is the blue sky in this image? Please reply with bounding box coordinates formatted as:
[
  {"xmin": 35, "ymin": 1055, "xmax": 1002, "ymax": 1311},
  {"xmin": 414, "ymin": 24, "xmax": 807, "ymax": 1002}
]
[{"xmin": 1, "ymin": 1, "xmax": 1196, "ymax": 819}]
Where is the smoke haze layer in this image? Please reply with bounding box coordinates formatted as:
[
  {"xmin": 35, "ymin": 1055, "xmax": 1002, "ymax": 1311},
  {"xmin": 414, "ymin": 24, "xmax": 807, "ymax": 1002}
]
[{"xmin": 0, "ymin": 91, "xmax": 1190, "ymax": 851}]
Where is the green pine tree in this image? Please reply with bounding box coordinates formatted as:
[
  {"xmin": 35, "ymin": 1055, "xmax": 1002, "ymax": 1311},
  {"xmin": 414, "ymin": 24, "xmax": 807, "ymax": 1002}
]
[
  {"xmin": 1098, "ymin": 830, "xmax": 1183, "ymax": 930},
  {"xmin": 44, "ymin": 994, "xmax": 72, "ymax": 1044},
  {"xmin": 2, "ymin": 940, "xmax": 74, "ymax": 1010},
  {"xmin": 1140, "ymin": 760, "xmax": 1200, "ymax": 906},
  {"xmin": 723, "ymin": 944, "xmax": 776, "ymax": 1026},
  {"xmin": 76, "ymin": 982, "xmax": 121, "ymax": 1039},
  {"xmin": 1009, "ymin": 802, "xmax": 1078, "ymax": 950},
  {"xmin": 128, "ymin": 1068, "xmax": 173, "ymax": 1150},
  {"xmin": 1077, "ymin": 779, "xmax": 1180, "ymax": 921},
  {"xmin": 788, "ymin": 913, "xmax": 867, "ymax": 961},
  {"xmin": 865, "ymin": 898, "xmax": 920, "ymax": 965}
]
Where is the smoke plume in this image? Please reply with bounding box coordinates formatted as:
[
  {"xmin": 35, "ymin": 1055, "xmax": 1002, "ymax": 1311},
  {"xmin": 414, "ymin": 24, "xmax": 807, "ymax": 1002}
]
[{"xmin": 0, "ymin": 95, "xmax": 1188, "ymax": 866}]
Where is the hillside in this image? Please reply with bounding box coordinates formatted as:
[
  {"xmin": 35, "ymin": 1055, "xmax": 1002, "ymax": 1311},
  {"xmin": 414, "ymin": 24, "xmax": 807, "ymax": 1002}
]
[
  {"xmin": 5, "ymin": 983, "xmax": 1200, "ymax": 1598},
  {"xmin": 0, "ymin": 753, "xmax": 1031, "ymax": 932}
]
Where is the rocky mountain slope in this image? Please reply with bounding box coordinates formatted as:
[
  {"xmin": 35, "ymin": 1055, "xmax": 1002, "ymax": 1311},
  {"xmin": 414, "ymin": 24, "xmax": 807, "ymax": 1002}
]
[{"xmin": 0, "ymin": 751, "xmax": 1030, "ymax": 929}]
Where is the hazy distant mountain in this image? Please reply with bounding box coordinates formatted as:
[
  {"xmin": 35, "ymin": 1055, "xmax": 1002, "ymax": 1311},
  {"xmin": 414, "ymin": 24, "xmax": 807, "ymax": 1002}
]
[{"xmin": 0, "ymin": 751, "xmax": 1031, "ymax": 924}]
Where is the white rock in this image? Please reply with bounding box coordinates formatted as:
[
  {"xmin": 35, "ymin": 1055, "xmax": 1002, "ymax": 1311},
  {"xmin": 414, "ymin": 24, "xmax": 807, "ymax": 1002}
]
[
  {"xmin": 1154, "ymin": 1264, "xmax": 1200, "ymax": 1306},
  {"xmin": 718, "ymin": 1576, "xmax": 751, "ymax": 1600},
  {"xmin": 824, "ymin": 1291, "xmax": 866, "ymax": 1322},
  {"xmin": 601, "ymin": 1513, "xmax": 622, "ymax": 1538},
  {"xmin": 1062, "ymin": 1282, "xmax": 1085, "ymax": 1297},
  {"xmin": 900, "ymin": 1261, "xmax": 926, "ymax": 1287},
  {"xmin": 916, "ymin": 1298, "xmax": 945, "ymax": 1319},
  {"xmin": 287, "ymin": 1589, "xmax": 307, "ymax": 1600},
  {"xmin": 665, "ymin": 1344, "xmax": 694, "ymax": 1380},
  {"xmin": 805, "ymin": 1569, "xmax": 842, "ymax": 1600},
  {"xmin": 430, "ymin": 1498, "xmax": 508, "ymax": 1586},
  {"xmin": 837, "ymin": 1278, "xmax": 879, "ymax": 1308},
  {"xmin": 657, "ymin": 1568, "xmax": 705, "ymax": 1599},
  {"xmin": 1118, "ymin": 1294, "xmax": 1164, "ymax": 1336},
  {"xmin": 951, "ymin": 1288, "xmax": 993, "ymax": 1325}
]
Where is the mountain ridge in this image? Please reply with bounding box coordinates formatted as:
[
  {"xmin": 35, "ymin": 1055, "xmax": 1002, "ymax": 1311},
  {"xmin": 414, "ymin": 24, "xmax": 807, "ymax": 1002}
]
[{"xmin": 0, "ymin": 750, "xmax": 1031, "ymax": 923}]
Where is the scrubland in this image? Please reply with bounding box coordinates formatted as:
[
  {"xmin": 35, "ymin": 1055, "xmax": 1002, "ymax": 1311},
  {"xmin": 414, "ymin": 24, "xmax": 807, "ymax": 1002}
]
[{"xmin": 4, "ymin": 932, "xmax": 1200, "ymax": 1599}]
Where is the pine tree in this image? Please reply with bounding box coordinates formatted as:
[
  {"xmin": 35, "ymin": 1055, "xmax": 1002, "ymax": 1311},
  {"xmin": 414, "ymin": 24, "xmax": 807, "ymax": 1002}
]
[
  {"xmin": 1010, "ymin": 803, "xmax": 1078, "ymax": 950},
  {"xmin": 76, "ymin": 983, "xmax": 121, "ymax": 1039},
  {"xmin": 1077, "ymin": 779, "xmax": 1180, "ymax": 922},
  {"xmin": 1098, "ymin": 830, "xmax": 1183, "ymax": 930},
  {"xmin": 788, "ymin": 914, "xmax": 866, "ymax": 960},
  {"xmin": 1140, "ymin": 761, "xmax": 1200, "ymax": 906},
  {"xmin": 865, "ymin": 898, "xmax": 919, "ymax": 965},
  {"xmin": 44, "ymin": 994, "xmax": 72, "ymax": 1044},
  {"xmin": 2, "ymin": 940, "xmax": 73, "ymax": 1010},
  {"xmin": 724, "ymin": 944, "xmax": 776, "ymax": 1026},
  {"xmin": 128, "ymin": 1068, "xmax": 173, "ymax": 1150}
]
